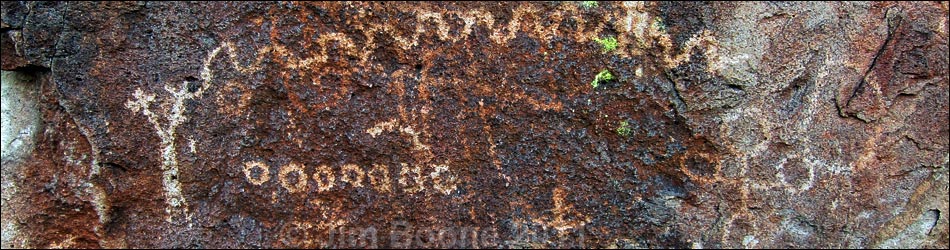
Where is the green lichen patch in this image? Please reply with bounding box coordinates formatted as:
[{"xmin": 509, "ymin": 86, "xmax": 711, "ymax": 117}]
[
  {"xmin": 591, "ymin": 69, "xmax": 615, "ymax": 88},
  {"xmin": 617, "ymin": 121, "xmax": 632, "ymax": 137},
  {"xmin": 580, "ymin": 1, "xmax": 598, "ymax": 8},
  {"xmin": 593, "ymin": 36, "xmax": 618, "ymax": 53}
]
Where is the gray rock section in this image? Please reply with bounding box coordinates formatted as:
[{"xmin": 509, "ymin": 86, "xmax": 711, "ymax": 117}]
[{"xmin": 1, "ymin": 70, "xmax": 40, "ymax": 248}]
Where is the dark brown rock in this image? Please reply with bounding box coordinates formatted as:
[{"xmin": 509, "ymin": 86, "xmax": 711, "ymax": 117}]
[{"xmin": 1, "ymin": 2, "xmax": 947, "ymax": 248}]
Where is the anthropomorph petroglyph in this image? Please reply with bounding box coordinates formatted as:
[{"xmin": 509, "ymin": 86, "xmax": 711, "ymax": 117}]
[{"xmin": 125, "ymin": 85, "xmax": 195, "ymax": 224}]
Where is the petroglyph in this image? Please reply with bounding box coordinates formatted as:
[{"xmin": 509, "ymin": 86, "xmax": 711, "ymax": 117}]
[
  {"xmin": 198, "ymin": 1, "xmax": 716, "ymax": 113},
  {"xmin": 243, "ymin": 161, "xmax": 270, "ymax": 186},
  {"xmin": 367, "ymin": 164, "xmax": 393, "ymax": 194},
  {"xmin": 429, "ymin": 164, "xmax": 458, "ymax": 196},
  {"xmin": 312, "ymin": 165, "xmax": 336, "ymax": 192},
  {"xmin": 125, "ymin": 86, "xmax": 194, "ymax": 223},
  {"xmin": 366, "ymin": 120, "xmax": 431, "ymax": 153},
  {"xmin": 243, "ymin": 161, "xmax": 457, "ymax": 196},
  {"xmin": 533, "ymin": 187, "xmax": 591, "ymax": 232},
  {"xmin": 279, "ymin": 162, "xmax": 309, "ymax": 194},
  {"xmin": 365, "ymin": 119, "xmax": 398, "ymax": 138},
  {"xmin": 398, "ymin": 163, "xmax": 427, "ymax": 194},
  {"xmin": 340, "ymin": 164, "xmax": 366, "ymax": 189}
]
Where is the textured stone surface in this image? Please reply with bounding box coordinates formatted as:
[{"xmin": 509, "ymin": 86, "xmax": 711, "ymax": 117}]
[
  {"xmin": 1, "ymin": 70, "xmax": 41, "ymax": 249},
  {"xmin": 1, "ymin": 1, "xmax": 947, "ymax": 248}
]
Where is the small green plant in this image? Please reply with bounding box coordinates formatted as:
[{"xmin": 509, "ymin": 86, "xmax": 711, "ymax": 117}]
[
  {"xmin": 617, "ymin": 121, "xmax": 632, "ymax": 137},
  {"xmin": 580, "ymin": 1, "xmax": 598, "ymax": 8},
  {"xmin": 591, "ymin": 69, "xmax": 614, "ymax": 88},
  {"xmin": 593, "ymin": 36, "xmax": 618, "ymax": 53}
]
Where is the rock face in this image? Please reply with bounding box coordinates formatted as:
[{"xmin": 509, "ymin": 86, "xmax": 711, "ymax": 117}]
[{"xmin": 1, "ymin": 1, "xmax": 947, "ymax": 248}]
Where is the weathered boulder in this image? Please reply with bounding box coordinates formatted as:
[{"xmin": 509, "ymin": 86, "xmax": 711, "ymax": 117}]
[{"xmin": 1, "ymin": 1, "xmax": 947, "ymax": 248}]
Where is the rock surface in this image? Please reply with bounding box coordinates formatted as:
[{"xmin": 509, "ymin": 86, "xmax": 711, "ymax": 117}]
[{"xmin": 1, "ymin": 1, "xmax": 947, "ymax": 248}]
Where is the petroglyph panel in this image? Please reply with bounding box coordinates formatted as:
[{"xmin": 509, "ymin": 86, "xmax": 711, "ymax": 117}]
[{"xmin": 2, "ymin": 1, "xmax": 947, "ymax": 248}]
